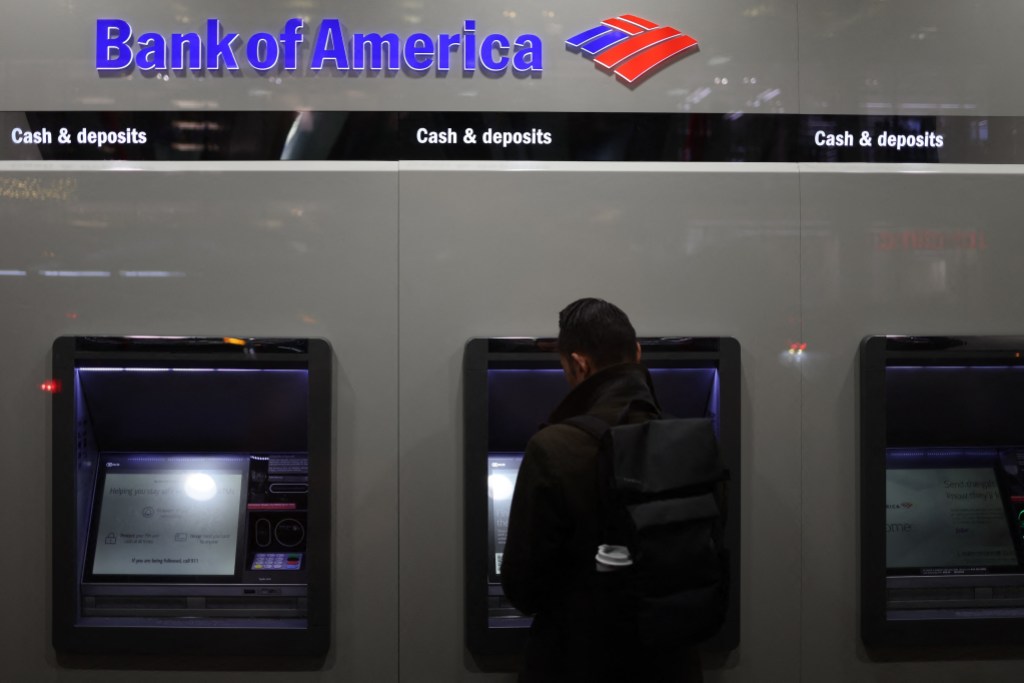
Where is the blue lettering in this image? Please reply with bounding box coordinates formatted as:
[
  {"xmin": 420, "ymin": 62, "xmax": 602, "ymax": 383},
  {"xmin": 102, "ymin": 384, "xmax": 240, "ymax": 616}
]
[
  {"xmin": 403, "ymin": 33, "xmax": 434, "ymax": 71},
  {"xmin": 93, "ymin": 17, "xmax": 544, "ymax": 77},
  {"xmin": 513, "ymin": 35, "xmax": 543, "ymax": 72},
  {"xmin": 170, "ymin": 32, "xmax": 202, "ymax": 70},
  {"xmin": 436, "ymin": 33, "xmax": 460, "ymax": 72},
  {"xmin": 136, "ymin": 32, "xmax": 166, "ymax": 70},
  {"xmin": 352, "ymin": 32, "xmax": 400, "ymax": 70},
  {"xmin": 280, "ymin": 18, "xmax": 304, "ymax": 70},
  {"xmin": 463, "ymin": 20, "xmax": 476, "ymax": 71},
  {"xmin": 205, "ymin": 18, "xmax": 240, "ymax": 70},
  {"xmin": 479, "ymin": 34, "xmax": 510, "ymax": 72},
  {"xmin": 311, "ymin": 19, "xmax": 349, "ymax": 70},
  {"xmin": 246, "ymin": 32, "xmax": 280, "ymax": 70},
  {"xmin": 96, "ymin": 18, "xmax": 133, "ymax": 70}
]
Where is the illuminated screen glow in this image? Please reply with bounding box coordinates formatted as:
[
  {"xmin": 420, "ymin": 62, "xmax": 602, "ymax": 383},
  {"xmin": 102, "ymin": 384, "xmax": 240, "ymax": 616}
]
[
  {"xmin": 488, "ymin": 454, "xmax": 523, "ymax": 579},
  {"xmin": 92, "ymin": 470, "xmax": 243, "ymax": 576},
  {"xmin": 183, "ymin": 472, "xmax": 218, "ymax": 501},
  {"xmin": 886, "ymin": 467, "xmax": 1018, "ymax": 570}
]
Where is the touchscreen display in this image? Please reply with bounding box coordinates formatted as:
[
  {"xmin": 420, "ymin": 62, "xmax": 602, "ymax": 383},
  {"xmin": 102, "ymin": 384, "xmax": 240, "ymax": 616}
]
[
  {"xmin": 886, "ymin": 467, "xmax": 1018, "ymax": 570},
  {"xmin": 92, "ymin": 469, "xmax": 244, "ymax": 576},
  {"xmin": 487, "ymin": 454, "xmax": 522, "ymax": 580}
]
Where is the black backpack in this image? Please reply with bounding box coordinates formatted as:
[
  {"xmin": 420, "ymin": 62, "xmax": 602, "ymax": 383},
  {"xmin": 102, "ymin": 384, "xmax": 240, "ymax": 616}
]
[{"xmin": 565, "ymin": 400, "xmax": 729, "ymax": 648}]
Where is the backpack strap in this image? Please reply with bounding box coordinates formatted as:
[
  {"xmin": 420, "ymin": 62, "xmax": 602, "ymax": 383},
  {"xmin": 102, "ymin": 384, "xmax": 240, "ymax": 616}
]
[{"xmin": 562, "ymin": 400, "xmax": 660, "ymax": 550}]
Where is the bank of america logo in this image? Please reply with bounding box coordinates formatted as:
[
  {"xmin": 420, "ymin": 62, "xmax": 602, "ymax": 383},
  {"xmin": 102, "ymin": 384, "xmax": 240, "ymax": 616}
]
[{"xmin": 565, "ymin": 14, "xmax": 698, "ymax": 85}]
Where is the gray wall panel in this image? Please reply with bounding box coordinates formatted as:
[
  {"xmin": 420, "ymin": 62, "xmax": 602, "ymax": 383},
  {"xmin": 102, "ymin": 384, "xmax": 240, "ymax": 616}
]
[
  {"xmin": 799, "ymin": 1, "xmax": 1024, "ymax": 116},
  {"xmin": 0, "ymin": 166, "xmax": 399, "ymax": 682},
  {"xmin": 799, "ymin": 166, "xmax": 1024, "ymax": 681},
  {"xmin": 398, "ymin": 163, "xmax": 802, "ymax": 681}
]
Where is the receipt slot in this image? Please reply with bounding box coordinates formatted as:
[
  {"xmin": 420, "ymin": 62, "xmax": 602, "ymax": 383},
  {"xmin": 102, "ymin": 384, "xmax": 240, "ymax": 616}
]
[
  {"xmin": 861, "ymin": 336, "xmax": 1024, "ymax": 648},
  {"xmin": 51, "ymin": 337, "xmax": 331, "ymax": 656},
  {"xmin": 464, "ymin": 337, "xmax": 740, "ymax": 659}
]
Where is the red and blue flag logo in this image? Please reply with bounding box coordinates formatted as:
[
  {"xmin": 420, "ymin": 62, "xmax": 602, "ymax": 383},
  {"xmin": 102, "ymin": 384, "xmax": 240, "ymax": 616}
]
[{"xmin": 565, "ymin": 14, "xmax": 698, "ymax": 85}]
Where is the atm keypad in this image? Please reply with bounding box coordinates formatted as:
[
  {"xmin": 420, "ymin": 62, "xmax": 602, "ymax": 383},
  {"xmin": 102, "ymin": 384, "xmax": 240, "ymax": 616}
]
[{"xmin": 252, "ymin": 552, "xmax": 303, "ymax": 570}]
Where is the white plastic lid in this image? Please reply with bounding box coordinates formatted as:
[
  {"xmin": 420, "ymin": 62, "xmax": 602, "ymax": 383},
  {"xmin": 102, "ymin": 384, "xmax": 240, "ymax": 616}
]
[{"xmin": 595, "ymin": 544, "xmax": 633, "ymax": 567}]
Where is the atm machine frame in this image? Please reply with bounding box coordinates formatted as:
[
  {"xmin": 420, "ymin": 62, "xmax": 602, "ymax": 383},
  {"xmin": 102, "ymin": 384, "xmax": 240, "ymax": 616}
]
[
  {"xmin": 51, "ymin": 336, "xmax": 332, "ymax": 657},
  {"xmin": 861, "ymin": 335, "xmax": 1024, "ymax": 649},
  {"xmin": 464, "ymin": 336, "xmax": 741, "ymax": 659}
]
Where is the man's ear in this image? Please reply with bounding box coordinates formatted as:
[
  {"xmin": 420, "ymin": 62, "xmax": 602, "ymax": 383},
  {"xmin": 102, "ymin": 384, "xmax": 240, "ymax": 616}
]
[
  {"xmin": 634, "ymin": 341, "xmax": 642, "ymax": 363},
  {"xmin": 570, "ymin": 351, "xmax": 591, "ymax": 379}
]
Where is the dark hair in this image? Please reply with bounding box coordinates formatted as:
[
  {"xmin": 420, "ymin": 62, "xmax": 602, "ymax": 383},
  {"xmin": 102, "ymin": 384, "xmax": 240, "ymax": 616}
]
[{"xmin": 557, "ymin": 298, "xmax": 638, "ymax": 369}]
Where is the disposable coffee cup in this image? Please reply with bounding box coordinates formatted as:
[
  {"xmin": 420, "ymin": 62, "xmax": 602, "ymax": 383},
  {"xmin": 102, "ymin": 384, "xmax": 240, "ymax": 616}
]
[{"xmin": 595, "ymin": 544, "xmax": 632, "ymax": 572}]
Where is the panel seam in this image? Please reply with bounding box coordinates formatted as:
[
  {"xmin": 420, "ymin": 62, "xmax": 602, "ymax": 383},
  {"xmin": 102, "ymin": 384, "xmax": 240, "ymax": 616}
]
[
  {"xmin": 396, "ymin": 163, "xmax": 402, "ymax": 683},
  {"xmin": 795, "ymin": 3, "xmax": 805, "ymax": 679}
]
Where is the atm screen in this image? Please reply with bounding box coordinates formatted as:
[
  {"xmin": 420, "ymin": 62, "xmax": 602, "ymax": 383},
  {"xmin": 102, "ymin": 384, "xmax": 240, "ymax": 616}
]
[
  {"xmin": 886, "ymin": 466, "xmax": 1019, "ymax": 571},
  {"xmin": 487, "ymin": 454, "xmax": 523, "ymax": 583},
  {"xmin": 87, "ymin": 456, "xmax": 248, "ymax": 579}
]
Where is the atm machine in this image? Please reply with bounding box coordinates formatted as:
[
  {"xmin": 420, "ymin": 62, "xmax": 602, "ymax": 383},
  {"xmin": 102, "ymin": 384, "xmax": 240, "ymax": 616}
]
[
  {"xmin": 861, "ymin": 336, "xmax": 1024, "ymax": 648},
  {"xmin": 463, "ymin": 337, "xmax": 740, "ymax": 659},
  {"xmin": 51, "ymin": 336, "xmax": 331, "ymax": 656}
]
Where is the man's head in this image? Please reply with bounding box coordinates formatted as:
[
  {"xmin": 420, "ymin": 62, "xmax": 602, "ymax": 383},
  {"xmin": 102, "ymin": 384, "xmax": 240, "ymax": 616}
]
[{"xmin": 557, "ymin": 298, "xmax": 641, "ymax": 386}]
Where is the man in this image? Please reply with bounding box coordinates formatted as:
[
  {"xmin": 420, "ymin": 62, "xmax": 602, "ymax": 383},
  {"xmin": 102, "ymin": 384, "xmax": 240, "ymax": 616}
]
[{"xmin": 500, "ymin": 298, "xmax": 702, "ymax": 682}]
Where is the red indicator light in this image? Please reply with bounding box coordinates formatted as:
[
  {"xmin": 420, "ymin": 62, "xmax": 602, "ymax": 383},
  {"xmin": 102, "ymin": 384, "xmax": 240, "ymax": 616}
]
[{"xmin": 40, "ymin": 380, "xmax": 61, "ymax": 393}]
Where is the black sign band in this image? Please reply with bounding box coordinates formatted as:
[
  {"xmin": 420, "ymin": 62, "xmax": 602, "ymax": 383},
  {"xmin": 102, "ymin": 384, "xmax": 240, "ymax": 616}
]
[{"xmin": 3, "ymin": 111, "xmax": 1020, "ymax": 163}]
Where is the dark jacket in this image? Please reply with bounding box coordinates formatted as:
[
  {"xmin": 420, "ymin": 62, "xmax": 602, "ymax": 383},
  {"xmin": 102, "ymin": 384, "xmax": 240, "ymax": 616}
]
[{"xmin": 501, "ymin": 363, "xmax": 702, "ymax": 682}]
